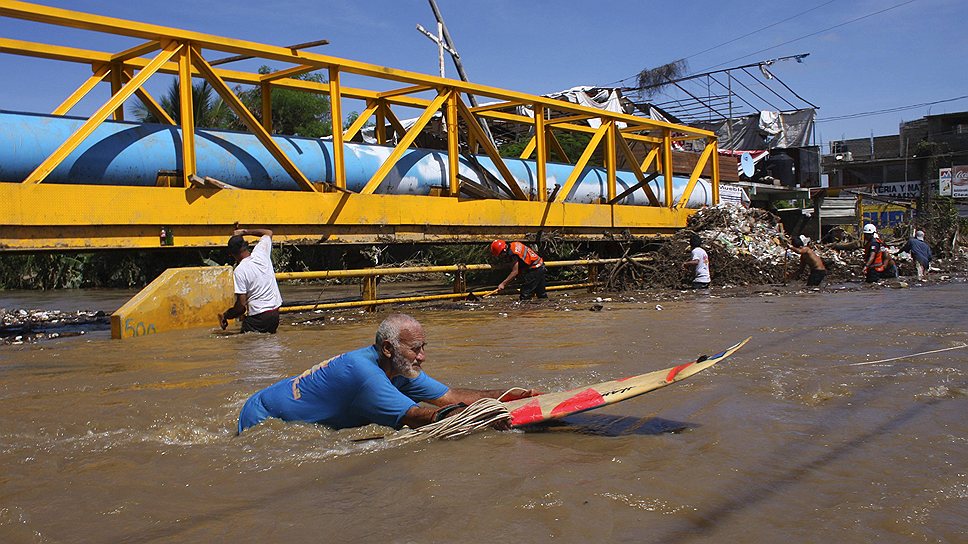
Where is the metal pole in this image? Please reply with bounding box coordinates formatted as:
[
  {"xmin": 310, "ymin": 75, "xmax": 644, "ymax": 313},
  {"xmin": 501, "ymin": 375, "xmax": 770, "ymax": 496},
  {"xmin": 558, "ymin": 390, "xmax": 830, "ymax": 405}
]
[
  {"xmin": 437, "ymin": 21, "xmax": 445, "ymax": 78},
  {"xmin": 426, "ymin": 0, "xmax": 495, "ymax": 145}
]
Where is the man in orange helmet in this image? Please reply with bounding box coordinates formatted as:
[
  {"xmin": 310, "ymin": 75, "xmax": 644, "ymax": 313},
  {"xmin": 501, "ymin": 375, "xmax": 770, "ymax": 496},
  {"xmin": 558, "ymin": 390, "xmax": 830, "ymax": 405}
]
[{"xmin": 490, "ymin": 239, "xmax": 547, "ymax": 300}]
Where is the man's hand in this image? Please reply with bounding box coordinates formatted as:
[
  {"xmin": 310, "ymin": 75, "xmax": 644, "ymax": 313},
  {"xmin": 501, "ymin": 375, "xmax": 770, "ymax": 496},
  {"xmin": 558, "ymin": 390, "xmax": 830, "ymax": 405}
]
[
  {"xmin": 496, "ymin": 282, "xmax": 506, "ymax": 291},
  {"xmin": 233, "ymin": 229, "xmax": 246, "ymax": 236},
  {"xmin": 498, "ymin": 388, "xmax": 541, "ymax": 402},
  {"xmin": 218, "ymin": 312, "xmax": 228, "ymax": 330}
]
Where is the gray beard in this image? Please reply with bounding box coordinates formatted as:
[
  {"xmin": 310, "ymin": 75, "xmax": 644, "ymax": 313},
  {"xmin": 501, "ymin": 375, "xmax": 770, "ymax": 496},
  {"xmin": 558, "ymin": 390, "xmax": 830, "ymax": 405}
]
[{"xmin": 391, "ymin": 353, "xmax": 420, "ymax": 379}]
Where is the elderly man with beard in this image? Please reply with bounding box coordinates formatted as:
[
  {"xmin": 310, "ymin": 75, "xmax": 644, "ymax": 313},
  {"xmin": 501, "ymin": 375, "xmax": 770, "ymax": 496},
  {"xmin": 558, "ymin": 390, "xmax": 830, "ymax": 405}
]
[{"xmin": 237, "ymin": 314, "xmax": 537, "ymax": 434}]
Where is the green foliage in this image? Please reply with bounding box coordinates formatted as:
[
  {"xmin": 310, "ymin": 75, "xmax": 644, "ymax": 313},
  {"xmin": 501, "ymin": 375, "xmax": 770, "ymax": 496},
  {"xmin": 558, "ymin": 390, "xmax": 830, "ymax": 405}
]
[
  {"xmin": 235, "ymin": 67, "xmax": 332, "ymax": 137},
  {"xmin": 0, "ymin": 249, "xmax": 227, "ymax": 290},
  {"xmin": 498, "ymin": 130, "xmax": 597, "ymax": 163},
  {"xmin": 130, "ymin": 80, "xmax": 234, "ymax": 129}
]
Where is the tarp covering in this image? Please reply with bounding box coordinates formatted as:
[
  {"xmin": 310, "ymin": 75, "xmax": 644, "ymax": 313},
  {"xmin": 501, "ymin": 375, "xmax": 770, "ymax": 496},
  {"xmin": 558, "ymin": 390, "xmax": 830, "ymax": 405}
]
[{"xmin": 694, "ymin": 109, "xmax": 815, "ymax": 150}]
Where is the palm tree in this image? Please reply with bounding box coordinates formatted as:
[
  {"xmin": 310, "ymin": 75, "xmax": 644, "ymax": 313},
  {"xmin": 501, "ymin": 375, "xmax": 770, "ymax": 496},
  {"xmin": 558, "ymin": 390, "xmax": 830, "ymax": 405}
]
[{"xmin": 130, "ymin": 79, "xmax": 234, "ymax": 129}]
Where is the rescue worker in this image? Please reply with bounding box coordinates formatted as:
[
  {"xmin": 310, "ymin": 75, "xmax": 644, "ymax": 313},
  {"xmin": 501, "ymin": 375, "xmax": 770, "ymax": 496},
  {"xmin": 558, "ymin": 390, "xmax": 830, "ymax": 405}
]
[
  {"xmin": 862, "ymin": 223, "xmax": 897, "ymax": 282},
  {"xmin": 490, "ymin": 239, "xmax": 547, "ymax": 300}
]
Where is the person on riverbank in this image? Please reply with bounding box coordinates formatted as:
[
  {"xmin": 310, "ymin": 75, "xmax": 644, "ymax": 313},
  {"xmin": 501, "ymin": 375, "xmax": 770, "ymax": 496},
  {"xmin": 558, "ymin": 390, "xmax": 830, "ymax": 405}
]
[
  {"xmin": 219, "ymin": 227, "xmax": 282, "ymax": 333},
  {"xmin": 788, "ymin": 235, "xmax": 827, "ymax": 286},
  {"xmin": 237, "ymin": 314, "xmax": 539, "ymax": 433},
  {"xmin": 490, "ymin": 239, "xmax": 547, "ymax": 300},
  {"xmin": 900, "ymin": 230, "xmax": 932, "ymax": 280},
  {"xmin": 682, "ymin": 234, "xmax": 711, "ymax": 289},
  {"xmin": 862, "ymin": 223, "xmax": 897, "ymax": 283}
]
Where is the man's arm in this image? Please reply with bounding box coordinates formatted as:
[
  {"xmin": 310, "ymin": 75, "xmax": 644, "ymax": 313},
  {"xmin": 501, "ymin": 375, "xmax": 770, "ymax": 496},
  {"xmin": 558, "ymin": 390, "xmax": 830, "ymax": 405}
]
[
  {"xmin": 497, "ymin": 261, "xmax": 521, "ymax": 291},
  {"xmin": 431, "ymin": 387, "xmax": 539, "ymax": 406},
  {"xmin": 218, "ymin": 293, "xmax": 248, "ymax": 330},
  {"xmin": 399, "ymin": 387, "xmax": 540, "ymax": 429},
  {"xmin": 235, "ymin": 228, "xmax": 272, "ymax": 237}
]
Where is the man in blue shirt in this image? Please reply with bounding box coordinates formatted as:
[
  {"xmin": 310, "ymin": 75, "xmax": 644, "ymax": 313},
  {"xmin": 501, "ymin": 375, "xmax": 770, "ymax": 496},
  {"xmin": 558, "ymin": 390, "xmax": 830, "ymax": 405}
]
[
  {"xmin": 238, "ymin": 314, "xmax": 538, "ymax": 433},
  {"xmin": 900, "ymin": 230, "xmax": 933, "ymax": 280}
]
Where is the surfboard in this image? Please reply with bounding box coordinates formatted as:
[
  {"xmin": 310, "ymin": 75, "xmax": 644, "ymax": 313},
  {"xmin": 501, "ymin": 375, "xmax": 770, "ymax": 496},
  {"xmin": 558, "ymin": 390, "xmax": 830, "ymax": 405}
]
[{"xmin": 504, "ymin": 337, "xmax": 751, "ymax": 427}]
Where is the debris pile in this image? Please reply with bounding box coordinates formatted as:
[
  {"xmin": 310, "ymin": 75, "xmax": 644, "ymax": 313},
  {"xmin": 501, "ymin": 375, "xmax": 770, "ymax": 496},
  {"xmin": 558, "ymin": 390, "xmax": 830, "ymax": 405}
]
[
  {"xmin": 1, "ymin": 308, "xmax": 108, "ymax": 344},
  {"xmin": 607, "ymin": 205, "xmax": 790, "ymax": 289},
  {"xmin": 604, "ymin": 203, "xmax": 968, "ymax": 290}
]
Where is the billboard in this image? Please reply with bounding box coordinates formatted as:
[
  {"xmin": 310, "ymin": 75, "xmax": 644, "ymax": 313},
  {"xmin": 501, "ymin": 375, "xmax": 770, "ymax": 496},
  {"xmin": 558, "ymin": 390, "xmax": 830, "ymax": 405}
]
[
  {"xmin": 861, "ymin": 203, "xmax": 910, "ymax": 238},
  {"xmin": 939, "ymin": 168, "xmax": 952, "ymax": 196},
  {"xmin": 952, "ymin": 165, "xmax": 968, "ymax": 198}
]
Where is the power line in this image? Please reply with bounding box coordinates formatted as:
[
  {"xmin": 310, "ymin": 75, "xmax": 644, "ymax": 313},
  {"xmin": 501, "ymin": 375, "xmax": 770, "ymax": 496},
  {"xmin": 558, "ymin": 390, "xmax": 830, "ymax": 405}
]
[
  {"xmin": 681, "ymin": 0, "xmax": 836, "ymax": 63},
  {"xmin": 696, "ymin": 0, "xmax": 918, "ymax": 73},
  {"xmin": 816, "ymin": 94, "xmax": 968, "ymax": 122}
]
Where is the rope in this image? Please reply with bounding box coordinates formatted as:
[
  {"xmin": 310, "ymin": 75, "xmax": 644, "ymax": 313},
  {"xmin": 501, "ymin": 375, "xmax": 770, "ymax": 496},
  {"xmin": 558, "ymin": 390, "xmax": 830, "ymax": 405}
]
[
  {"xmin": 388, "ymin": 390, "xmax": 524, "ymax": 443},
  {"xmin": 848, "ymin": 343, "xmax": 968, "ymax": 367}
]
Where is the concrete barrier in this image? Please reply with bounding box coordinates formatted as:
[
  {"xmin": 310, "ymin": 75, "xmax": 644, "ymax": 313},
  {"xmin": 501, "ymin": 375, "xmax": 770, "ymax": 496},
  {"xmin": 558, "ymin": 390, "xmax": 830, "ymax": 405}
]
[{"xmin": 111, "ymin": 266, "xmax": 234, "ymax": 339}]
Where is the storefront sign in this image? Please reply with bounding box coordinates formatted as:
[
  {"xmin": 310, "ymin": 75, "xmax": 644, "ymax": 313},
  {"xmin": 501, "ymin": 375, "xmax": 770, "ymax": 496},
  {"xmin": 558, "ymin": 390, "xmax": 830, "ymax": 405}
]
[
  {"xmin": 874, "ymin": 181, "xmax": 922, "ymax": 199},
  {"xmin": 719, "ymin": 183, "xmax": 750, "ymax": 207}
]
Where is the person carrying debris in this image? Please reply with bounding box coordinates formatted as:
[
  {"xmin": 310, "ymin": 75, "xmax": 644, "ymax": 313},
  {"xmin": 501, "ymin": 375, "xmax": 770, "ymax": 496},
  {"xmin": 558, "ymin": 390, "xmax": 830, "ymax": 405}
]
[
  {"xmin": 861, "ymin": 223, "xmax": 897, "ymax": 283},
  {"xmin": 219, "ymin": 227, "xmax": 283, "ymax": 333},
  {"xmin": 787, "ymin": 235, "xmax": 827, "ymax": 286},
  {"xmin": 900, "ymin": 230, "xmax": 932, "ymax": 280},
  {"xmin": 682, "ymin": 234, "xmax": 711, "ymax": 289},
  {"xmin": 237, "ymin": 314, "xmax": 538, "ymax": 433},
  {"xmin": 490, "ymin": 239, "xmax": 548, "ymax": 300}
]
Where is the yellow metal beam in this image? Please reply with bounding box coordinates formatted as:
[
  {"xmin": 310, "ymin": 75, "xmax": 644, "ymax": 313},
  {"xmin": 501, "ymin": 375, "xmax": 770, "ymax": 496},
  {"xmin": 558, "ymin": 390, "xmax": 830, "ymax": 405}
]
[
  {"xmin": 51, "ymin": 64, "xmax": 109, "ymax": 116},
  {"xmin": 342, "ymin": 101, "xmax": 378, "ymax": 143},
  {"xmin": 547, "ymin": 130, "xmax": 571, "ymax": 163},
  {"xmin": 328, "ymin": 66, "xmax": 346, "ymax": 190},
  {"xmin": 122, "ymin": 68, "xmax": 176, "ymax": 125},
  {"xmin": 615, "ymin": 131, "xmax": 660, "ymax": 206},
  {"xmin": 469, "ymin": 100, "xmax": 526, "ymax": 114},
  {"xmin": 260, "ymin": 64, "xmax": 317, "ymax": 82},
  {"xmin": 675, "ymin": 141, "xmax": 715, "ymax": 208},
  {"xmin": 662, "ymin": 130, "xmax": 674, "ymax": 207},
  {"xmin": 109, "ymin": 62, "xmax": 124, "ymax": 121},
  {"xmin": 446, "ymin": 92, "xmax": 460, "ymax": 195},
  {"xmin": 709, "ymin": 137, "xmax": 720, "ymax": 205},
  {"xmin": 190, "ymin": 46, "xmax": 318, "ymax": 192},
  {"xmin": 22, "ymin": 41, "xmax": 181, "ymax": 184},
  {"xmin": 178, "ymin": 46, "xmax": 196, "ymax": 186},
  {"xmin": 359, "ymin": 90, "xmax": 451, "ymax": 194},
  {"xmin": 554, "ymin": 122, "xmax": 609, "ymax": 203},
  {"xmin": 518, "ymin": 136, "xmax": 536, "ymax": 160},
  {"xmin": 111, "ymin": 39, "xmax": 160, "ymax": 63},
  {"xmin": 456, "ymin": 98, "xmax": 529, "ymax": 200},
  {"xmin": 0, "ymin": 183, "xmax": 694, "ymax": 250},
  {"xmin": 546, "ymin": 113, "xmax": 595, "ymax": 126},
  {"xmin": 535, "ymin": 104, "xmax": 548, "ymax": 201},
  {"xmin": 378, "ymin": 84, "xmax": 433, "ymax": 99},
  {"xmin": 606, "ymin": 121, "xmax": 617, "ymax": 202}
]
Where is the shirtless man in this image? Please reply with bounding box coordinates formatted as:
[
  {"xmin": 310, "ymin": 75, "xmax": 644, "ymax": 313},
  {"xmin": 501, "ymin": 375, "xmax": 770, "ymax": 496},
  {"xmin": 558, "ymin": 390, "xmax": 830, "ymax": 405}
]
[{"xmin": 788, "ymin": 235, "xmax": 826, "ymax": 286}]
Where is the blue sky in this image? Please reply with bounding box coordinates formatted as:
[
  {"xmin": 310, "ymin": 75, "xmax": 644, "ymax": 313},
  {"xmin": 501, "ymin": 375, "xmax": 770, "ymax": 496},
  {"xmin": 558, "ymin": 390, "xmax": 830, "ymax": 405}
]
[{"xmin": 1, "ymin": 0, "xmax": 966, "ymax": 149}]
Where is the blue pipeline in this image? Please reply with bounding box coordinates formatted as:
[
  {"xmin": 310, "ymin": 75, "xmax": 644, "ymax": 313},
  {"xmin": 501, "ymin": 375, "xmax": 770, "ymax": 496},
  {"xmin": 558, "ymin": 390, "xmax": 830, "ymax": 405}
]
[{"xmin": 0, "ymin": 111, "xmax": 712, "ymax": 207}]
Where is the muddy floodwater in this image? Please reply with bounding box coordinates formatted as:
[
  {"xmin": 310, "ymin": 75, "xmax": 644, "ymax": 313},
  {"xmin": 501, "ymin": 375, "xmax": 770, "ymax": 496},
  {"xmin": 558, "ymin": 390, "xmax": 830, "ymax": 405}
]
[{"xmin": 1, "ymin": 283, "xmax": 966, "ymax": 543}]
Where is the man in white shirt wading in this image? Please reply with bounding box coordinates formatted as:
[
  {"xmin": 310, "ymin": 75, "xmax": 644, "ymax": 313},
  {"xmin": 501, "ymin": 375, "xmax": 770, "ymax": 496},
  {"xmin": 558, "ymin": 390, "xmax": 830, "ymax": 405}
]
[
  {"xmin": 218, "ymin": 228, "xmax": 283, "ymax": 334},
  {"xmin": 682, "ymin": 233, "xmax": 711, "ymax": 289}
]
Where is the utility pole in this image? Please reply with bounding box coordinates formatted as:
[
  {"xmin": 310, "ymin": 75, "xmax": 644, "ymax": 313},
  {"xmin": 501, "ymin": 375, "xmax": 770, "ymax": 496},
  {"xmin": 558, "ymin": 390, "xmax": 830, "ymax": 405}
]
[{"xmin": 424, "ymin": 0, "xmax": 495, "ymax": 145}]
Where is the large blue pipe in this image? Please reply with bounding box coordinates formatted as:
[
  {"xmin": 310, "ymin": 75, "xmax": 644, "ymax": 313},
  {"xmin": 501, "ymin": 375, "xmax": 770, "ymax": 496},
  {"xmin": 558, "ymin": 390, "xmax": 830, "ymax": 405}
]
[{"xmin": 0, "ymin": 111, "xmax": 713, "ymax": 207}]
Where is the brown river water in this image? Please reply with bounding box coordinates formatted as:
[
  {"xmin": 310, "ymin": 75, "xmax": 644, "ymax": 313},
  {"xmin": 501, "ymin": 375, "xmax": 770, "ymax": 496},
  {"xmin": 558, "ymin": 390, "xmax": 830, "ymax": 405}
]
[{"xmin": 1, "ymin": 282, "xmax": 966, "ymax": 543}]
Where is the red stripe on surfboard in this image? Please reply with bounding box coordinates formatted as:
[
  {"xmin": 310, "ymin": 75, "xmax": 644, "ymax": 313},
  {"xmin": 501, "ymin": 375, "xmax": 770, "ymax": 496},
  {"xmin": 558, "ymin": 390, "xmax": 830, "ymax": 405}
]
[
  {"xmin": 550, "ymin": 388, "xmax": 606, "ymax": 418},
  {"xmin": 509, "ymin": 399, "xmax": 544, "ymax": 426},
  {"xmin": 665, "ymin": 362, "xmax": 694, "ymax": 383}
]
